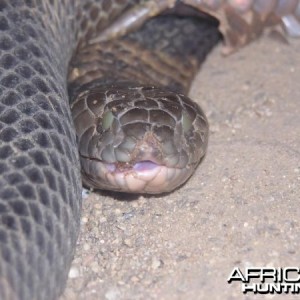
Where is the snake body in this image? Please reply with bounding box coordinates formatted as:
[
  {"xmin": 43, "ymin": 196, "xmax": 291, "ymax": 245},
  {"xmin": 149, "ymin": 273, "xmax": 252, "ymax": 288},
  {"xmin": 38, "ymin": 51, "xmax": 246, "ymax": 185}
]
[{"xmin": 0, "ymin": 1, "xmax": 299, "ymax": 299}]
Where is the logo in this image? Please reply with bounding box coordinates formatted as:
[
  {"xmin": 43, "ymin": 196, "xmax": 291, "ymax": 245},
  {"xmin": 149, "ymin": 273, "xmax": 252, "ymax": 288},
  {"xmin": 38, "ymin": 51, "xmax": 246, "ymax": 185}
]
[{"xmin": 228, "ymin": 267, "xmax": 300, "ymax": 294}]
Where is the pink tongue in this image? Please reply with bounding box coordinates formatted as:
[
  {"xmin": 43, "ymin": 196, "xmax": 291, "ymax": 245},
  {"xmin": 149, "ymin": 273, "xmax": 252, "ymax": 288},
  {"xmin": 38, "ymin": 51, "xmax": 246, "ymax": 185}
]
[{"xmin": 133, "ymin": 161, "xmax": 158, "ymax": 171}]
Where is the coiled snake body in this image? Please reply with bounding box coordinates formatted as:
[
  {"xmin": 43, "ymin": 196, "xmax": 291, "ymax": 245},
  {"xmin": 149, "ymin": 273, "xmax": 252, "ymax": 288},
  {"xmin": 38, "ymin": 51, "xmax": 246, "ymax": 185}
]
[{"xmin": 0, "ymin": 1, "xmax": 299, "ymax": 299}]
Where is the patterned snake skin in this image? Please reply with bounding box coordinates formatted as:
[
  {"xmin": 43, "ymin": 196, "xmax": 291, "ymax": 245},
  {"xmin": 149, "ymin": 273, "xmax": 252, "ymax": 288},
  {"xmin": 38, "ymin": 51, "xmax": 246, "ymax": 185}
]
[
  {"xmin": 69, "ymin": 12, "xmax": 221, "ymax": 193},
  {"xmin": 0, "ymin": 1, "xmax": 299, "ymax": 299}
]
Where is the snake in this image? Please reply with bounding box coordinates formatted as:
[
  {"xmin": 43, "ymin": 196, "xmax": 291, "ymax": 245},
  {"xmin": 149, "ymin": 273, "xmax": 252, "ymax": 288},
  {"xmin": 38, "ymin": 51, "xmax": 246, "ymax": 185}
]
[{"xmin": 0, "ymin": 0, "xmax": 299, "ymax": 299}]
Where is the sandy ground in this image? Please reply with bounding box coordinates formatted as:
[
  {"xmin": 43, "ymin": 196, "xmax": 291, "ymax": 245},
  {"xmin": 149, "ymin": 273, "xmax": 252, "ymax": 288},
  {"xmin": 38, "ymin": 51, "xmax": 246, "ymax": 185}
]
[{"xmin": 61, "ymin": 37, "xmax": 300, "ymax": 300}]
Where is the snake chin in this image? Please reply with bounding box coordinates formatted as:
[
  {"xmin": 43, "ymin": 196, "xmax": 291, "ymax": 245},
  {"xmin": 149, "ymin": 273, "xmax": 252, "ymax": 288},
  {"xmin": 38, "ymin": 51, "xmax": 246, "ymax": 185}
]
[{"xmin": 80, "ymin": 158, "xmax": 194, "ymax": 194}]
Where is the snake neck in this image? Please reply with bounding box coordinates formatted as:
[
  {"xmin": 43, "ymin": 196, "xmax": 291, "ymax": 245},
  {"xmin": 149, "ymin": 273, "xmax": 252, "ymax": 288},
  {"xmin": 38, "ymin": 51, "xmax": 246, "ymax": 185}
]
[{"xmin": 68, "ymin": 13, "xmax": 221, "ymax": 100}]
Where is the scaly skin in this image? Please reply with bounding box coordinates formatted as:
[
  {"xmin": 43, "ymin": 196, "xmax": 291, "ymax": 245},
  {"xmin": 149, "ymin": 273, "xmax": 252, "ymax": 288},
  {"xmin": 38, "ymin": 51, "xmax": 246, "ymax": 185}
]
[
  {"xmin": 69, "ymin": 13, "xmax": 221, "ymax": 193},
  {"xmin": 96, "ymin": 0, "xmax": 300, "ymax": 53},
  {"xmin": 0, "ymin": 1, "xmax": 298, "ymax": 299},
  {"xmin": 0, "ymin": 1, "xmax": 140, "ymax": 299}
]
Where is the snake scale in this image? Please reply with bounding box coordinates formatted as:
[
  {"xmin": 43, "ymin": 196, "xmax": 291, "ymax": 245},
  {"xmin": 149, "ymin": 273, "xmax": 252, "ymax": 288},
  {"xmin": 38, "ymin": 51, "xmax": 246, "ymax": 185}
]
[{"xmin": 0, "ymin": 0, "xmax": 299, "ymax": 299}]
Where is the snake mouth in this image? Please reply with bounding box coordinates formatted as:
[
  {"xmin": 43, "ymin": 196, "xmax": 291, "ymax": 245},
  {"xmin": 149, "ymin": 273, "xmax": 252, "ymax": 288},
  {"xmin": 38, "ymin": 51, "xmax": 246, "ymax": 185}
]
[
  {"xmin": 107, "ymin": 160, "xmax": 161, "ymax": 173},
  {"xmin": 80, "ymin": 155, "xmax": 193, "ymax": 194}
]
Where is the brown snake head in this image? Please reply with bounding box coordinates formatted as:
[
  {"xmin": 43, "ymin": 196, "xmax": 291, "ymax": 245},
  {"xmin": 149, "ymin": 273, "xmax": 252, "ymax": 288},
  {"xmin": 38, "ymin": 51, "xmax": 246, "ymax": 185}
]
[
  {"xmin": 68, "ymin": 8, "xmax": 220, "ymax": 194},
  {"xmin": 71, "ymin": 82, "xmax": 208, "ymax": 194}
]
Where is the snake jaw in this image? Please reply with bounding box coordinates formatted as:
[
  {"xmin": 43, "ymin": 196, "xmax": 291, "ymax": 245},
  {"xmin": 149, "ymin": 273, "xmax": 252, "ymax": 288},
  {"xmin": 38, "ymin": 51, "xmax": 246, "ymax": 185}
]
[
  {"xmin": 79, "ymin": 122, "xmax": 200, "ymax": 194},
  {"xmin": 79, "ymin": 132, "xmax": 192, "ymax": 194},
  {"xmin": 80, "ymin": 156, "xmax": 195, "ymax": 194}
]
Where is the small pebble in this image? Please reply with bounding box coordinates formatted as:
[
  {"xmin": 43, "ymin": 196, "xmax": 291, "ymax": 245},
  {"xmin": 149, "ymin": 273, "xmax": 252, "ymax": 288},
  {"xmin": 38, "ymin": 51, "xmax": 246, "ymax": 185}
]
[
  {"xmin": 81, "ymin": 188, "xmax": 90, "ymax": 199},
  {"xmin": 68, "ymin": 266, "xmax": 80, "ymax": 279},
  {"xmin": 123, "ymin": 238, "xmax": 133, "ymax": 247},
  {"xmin": 83, "ymin": 243, "xmax": 90, "ymax": 251},
  {"xmin": 151, "ymin": 257, "xmax": 163, "ymax": 269},
  {"xmin": 105, "ymin": 288, "xmax": 120, "ymax": 300}
]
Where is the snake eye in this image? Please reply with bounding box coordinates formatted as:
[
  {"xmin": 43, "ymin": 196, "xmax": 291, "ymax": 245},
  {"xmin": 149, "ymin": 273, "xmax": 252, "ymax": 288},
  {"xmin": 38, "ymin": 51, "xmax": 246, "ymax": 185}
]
[
  {"xmin": 102, "ymin": 110, "xmax": 114, "ymax": 130},
  {"xmin": 182, "ymin": 111, "xmax": 193, "ymax": 132}
]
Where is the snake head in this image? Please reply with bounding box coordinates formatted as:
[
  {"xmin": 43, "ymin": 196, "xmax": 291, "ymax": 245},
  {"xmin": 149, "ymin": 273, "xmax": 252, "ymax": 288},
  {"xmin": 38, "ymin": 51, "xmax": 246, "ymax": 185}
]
[{"xmin": 71, "ymin": 82, "xmax": 208, "ymax": 194}]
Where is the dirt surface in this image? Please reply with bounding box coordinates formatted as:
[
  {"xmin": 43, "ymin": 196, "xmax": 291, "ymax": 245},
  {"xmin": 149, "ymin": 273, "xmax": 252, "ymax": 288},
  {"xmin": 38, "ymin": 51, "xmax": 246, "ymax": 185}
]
[{"xmin": 61, "ymin": 37, "xmax": 300, "ymax": 300}]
